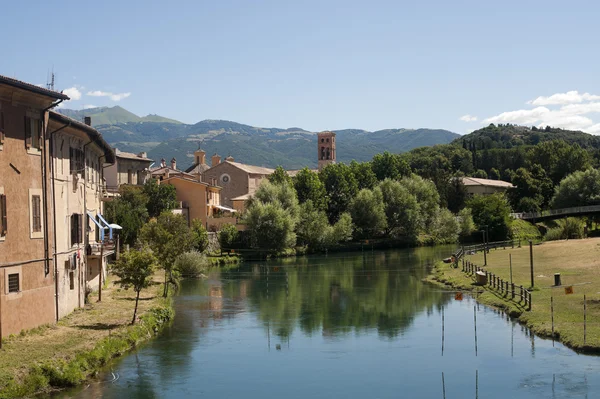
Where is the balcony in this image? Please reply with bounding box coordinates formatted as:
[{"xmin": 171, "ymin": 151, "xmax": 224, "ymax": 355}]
[{"xmin": 87, "ymin": 239, "xmax": 116, "ymax": 258}]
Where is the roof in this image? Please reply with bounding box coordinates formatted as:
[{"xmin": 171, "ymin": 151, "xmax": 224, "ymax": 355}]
[
  {"xmin": 185, "ymin": 162, "xmax": 211, "ymax": 174},
  {"xmin": 150, "ymin": 165, "xmax": 196, "ymax": 178},
  {"xmin": 223, "ymin": 161, "xmax": 275, "ymax": 175},
  {"xmin": 115, "ymin": 149, "xmax": 153, "ymax": 162},
  {"xmin": 461, "ymin": 177, "xmax": 514, "ymax": 188},
  {"xmin": 49, "ymin": 111, "xmax": 116, "ymax": 164},
  {"xmin": 0, "ymin": 75, "xmax": 70, "ymax": 100},
  {"xmin": 231, "ymin": 193, "xmax": 252, "ymax": 201},
  {"xmin": 162, "ymin": 176, "xmax": 215, "ymax": 187}
]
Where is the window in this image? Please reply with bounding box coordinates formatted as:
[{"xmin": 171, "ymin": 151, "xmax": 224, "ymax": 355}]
[
  {"xmin": 8, "ymin": 273, "xmax": 19, "ymax": 293},
  {"xmin": 321, "ymin": 138, "xmax": 324, "ymax": 143},
  {"xmin": 0, "ymin": 109, "xmax": 5, "ymax": 146},
  {"xmin": 69, "ymin": 271, "xmax": 75, "ymax": 290},
  {"xmin": 128, "ymin": 169, "xmax": 133, "ymax": 184},
  {"xmin": 70, "ymin": 213, "xmax": 83, "ymax": 245},
  {"xmin": 31, "ymin": 195, "xmax": 41, "ymax": 233},
  {"xmin": 69, "ymin": 147, "xmax": 84, "ymax": 174},
  {"xmin": 0, "ymin": 193, "xmax": 6, "ymax": 237},
  {"xmin": 25, "ymin": 116, "xmax": 42, "ymax": 151},
  {"xmin": 221, "ymin": 174, "xmax": 230, "ymax": 184}
]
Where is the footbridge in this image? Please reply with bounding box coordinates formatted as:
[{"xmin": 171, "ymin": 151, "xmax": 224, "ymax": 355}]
[{"xmin": 511, "ymin": 205, "xmax": 600, "ymax": 222}]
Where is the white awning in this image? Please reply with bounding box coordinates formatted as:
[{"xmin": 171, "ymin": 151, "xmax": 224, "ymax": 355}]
[
  {"xmin": 109, "ymin": 223, "xmax": 123, "ymax": 230},
  {"xmin": 211, "ymin": 204, "xmax": 237, "ymax": 213}
]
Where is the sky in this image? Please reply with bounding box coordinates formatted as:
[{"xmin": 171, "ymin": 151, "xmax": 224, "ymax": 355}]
[{"xmin": 3, "ymin": 0, "xmax": 600, "ymax": 134}]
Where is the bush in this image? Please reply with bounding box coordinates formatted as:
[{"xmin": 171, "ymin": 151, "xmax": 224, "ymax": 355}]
[
  {"xmin": 175, "ymin": 251, "xmax": 208, "ymax": 277},
  {"xmin": 511, "ymin": 219, "xmax": 541, "ymax": 242},
  {"xmin": 218, "ymin": 224, "xmax": 239, "ymax": 249},
  {"xmin": 191, "ymin": 220, "xmax": 209, "ymax": 253},
  {"xmin": 544, "ymin": 218, "xmax": 584, "ymax": 241}
]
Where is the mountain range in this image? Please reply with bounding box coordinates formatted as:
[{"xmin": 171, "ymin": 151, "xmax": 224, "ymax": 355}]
[{"xmin": 57, "ymin": 106, "xmax": 460, "ymax": 169}]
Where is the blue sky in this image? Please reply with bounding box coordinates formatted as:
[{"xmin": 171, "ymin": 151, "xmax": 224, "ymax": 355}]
[{"xmin": 4, "ymin": 0, "xmax": 600, "ymax": 134}]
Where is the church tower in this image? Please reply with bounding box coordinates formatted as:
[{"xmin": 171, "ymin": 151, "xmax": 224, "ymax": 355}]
[{"xmin": 317, "ymin": 131, "xmax": 336, "ymax": 170}]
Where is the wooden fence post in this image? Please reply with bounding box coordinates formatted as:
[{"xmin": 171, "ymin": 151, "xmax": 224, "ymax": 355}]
[{"xmin": 511, "ymin": 283, "xmax": 515, "ymax": 299}]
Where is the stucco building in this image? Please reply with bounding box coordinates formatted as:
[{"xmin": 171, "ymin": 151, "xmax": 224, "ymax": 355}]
[
  {"xmin": 161, "ymin": 176, "xmax": 223, "ymax": 229},
  {"xmin": 104, "ymin": 149, "xmax": 153, "ymax": 193},
  {"xmin": 201, "ymin": 155, "xmax": 274, "ymax": 208},
  {"xmin": 461, "ymin": 177, "xmax": 514, "ymax": 196},
  {"xmin": 48, "ymin": 112, "xmax": 116, "ymax": 318},
  {"xmin": 0, "ymin": 75, "xmax": 69, "ymax": 337},
  {"xmin": 151, "ymin": 157, "xmax": 196, "ymax": 181}
]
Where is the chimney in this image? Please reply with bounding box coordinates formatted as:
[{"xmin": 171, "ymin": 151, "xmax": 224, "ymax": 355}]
[
  {"xmin": 160, "ymin": 158, "xmax": 166, "ymax": 168},
  {"xmin": 84, "ymin": 116, "xmax": 92, "ymax": 126},
  {"xmin": 171, "ymin": 157, "xmax": 177, "ymax": 170},
  {"xmin": 212, "ymin": 154, "xmax": 221, "ymax": 167},
  {"xmin": 138, "ymin": 152, "xmax": 147, "ymax": 159},
  {"xmin": 225, "ymin": 155, "xmax": 234, "ymax": 162}
]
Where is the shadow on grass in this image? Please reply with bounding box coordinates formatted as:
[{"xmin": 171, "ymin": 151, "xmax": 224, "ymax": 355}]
[
  {"xmin": 75, "ymin": 322, "xmax": 123, "ymax": 331},
  {"xmin": 117, "ymin": 296, "xmax": 157, "ymax": 302}
]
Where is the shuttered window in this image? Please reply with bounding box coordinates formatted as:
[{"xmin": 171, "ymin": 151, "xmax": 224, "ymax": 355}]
[
  {"xmin": 0, "ymin": 110, "xmax": 5, "ymax": 145},
  {"xmin": 71, "ymin": 213, "xmax": 83, "ymax": 245},
  {"xmin": 0, "ymin": 194, "xmax": 6, "ymax": 237},
  {"xmin": 32, "ymin": 195, "xmax": 41, "ymax": 233},
  {"xmin": 8, "ymin": 273, "xmax": 19, "ymax": 293},
  {"xmin": 69, "ymin": 147, "xmax": 84, "ymax": 174},
  {"xmin": 24, "ymin": 116, "xmax": 42, "ymax": 150}
]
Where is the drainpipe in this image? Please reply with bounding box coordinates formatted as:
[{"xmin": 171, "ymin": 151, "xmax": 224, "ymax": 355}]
[
  {"xmin": 42, "ymin": 99, "xmax": 64, "ymax": 322},
  {"xmin": 47, "ymin": 121, "xmax": 70, "ymax": 321}
]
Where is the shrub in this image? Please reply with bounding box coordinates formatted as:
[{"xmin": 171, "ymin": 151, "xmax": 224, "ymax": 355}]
[
  {"xmin": 175, "ymin": 251, "xmax": 209, "ymax": 277},
  {"xmin": 543, "ymin": 218, "xmax": 584, "ymax": 241},
  {"xmin": 218, "ymin": 224, "xmax": 239, "ymax": 249}
]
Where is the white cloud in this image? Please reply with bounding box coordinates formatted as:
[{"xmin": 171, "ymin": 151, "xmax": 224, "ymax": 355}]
[
  {"xmin": 87, "ymin": 90, "xmax": 131, "ymax": 101},
  {"xmin": 459, "ymin": 114, "xmax": 478, "ymax": 122},
  {"xmin": 63, "ymin": 86, "xmax": 82, "ymax": 101},
  {"xmin": 484, "ymin": 107, "xmax": 550, "ymax": 125},
  {"xmin": 528, "ymin": 91, "xmax": 600, "ymax": 106},
  {"xmin": 83, "ymin": 104, "xmax": 97, "ymax": 109}
]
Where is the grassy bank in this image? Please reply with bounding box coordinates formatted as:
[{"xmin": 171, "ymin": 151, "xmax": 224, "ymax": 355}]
[
  {"xmin": 0, "ymin": 272, "xmax": 174, "ymax": 398},
  {"xmin": 428, "ymin": 238, "xmax": 600, "ymax": 353}
]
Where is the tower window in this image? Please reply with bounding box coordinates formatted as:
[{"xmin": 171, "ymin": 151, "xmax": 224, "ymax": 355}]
[
  {"xmin": 326, "ymin": 138, "xmax": 329, "ymax": 142},
  {"xmin": 321, "ymin": 138, "xmax": 324, "ymax": 143}
]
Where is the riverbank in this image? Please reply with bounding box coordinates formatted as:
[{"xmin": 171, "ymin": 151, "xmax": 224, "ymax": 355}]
[
  {"xmin": 0, "ymin": 272, "xmax": 174, "ymax": 398},
  {"xmin": 427, "ymin": 238, "xmax": 600, "ymax": 354}
]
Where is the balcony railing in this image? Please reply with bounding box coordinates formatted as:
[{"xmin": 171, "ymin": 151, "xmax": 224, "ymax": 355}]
[{"xmin": 87, "ymin": 239, "xmax": 116, "ymax": 256}]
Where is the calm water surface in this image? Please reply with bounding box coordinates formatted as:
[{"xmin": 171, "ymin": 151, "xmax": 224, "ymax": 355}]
[{"xmin": 58, "ymin": 247, "xmax": 600, "ymax": 398}]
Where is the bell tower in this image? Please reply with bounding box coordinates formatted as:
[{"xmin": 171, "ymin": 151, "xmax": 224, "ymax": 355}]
[{"xmin": 317, "ymin": 131, "xmax": 336, "ymax": 170}]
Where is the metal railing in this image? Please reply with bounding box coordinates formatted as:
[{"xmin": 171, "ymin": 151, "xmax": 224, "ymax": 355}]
[
  {"xmin": 454, "ymin": 239, "xmax": 517, "ymax": 261},
  {"xmin": 511, "ymin": 205, "xmax": 600, "ymax": 220}
]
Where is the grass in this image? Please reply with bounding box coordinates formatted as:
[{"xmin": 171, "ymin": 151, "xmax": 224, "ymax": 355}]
[
  {"xmin": 0, "ymin": 272, "xmax": 173, "ymax": 398},
  {"xmin": 430, "ymin": 237, "xmax": 600, "ymax": 353}
]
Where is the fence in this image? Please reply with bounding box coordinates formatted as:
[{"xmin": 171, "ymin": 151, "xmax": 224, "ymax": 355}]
[
  {"xmin": 462, "ymin": 259, "xmax": 532, "ymax": 311},
  {"xmin": 453, "ymin": 240, "xmax": 518, "ymax": 262}
]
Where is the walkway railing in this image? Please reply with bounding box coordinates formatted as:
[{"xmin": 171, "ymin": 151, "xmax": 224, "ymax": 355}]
[
  {"xmin": 511, "ymin": 204, "xmax": 600, "ymax": 220},
  {"xmin": 453, "ymin": 240, "xmax": 517, "ymax": 261}
]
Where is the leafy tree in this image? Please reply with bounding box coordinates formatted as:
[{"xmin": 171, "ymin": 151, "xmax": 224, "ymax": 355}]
[
  {"xmin": 104, "ymin": 186, "xmax": 149, "ymax": 246},
  {"xmin": 466, "ymin": 193, "xmax": 512, "ymax": 241},
  {"xmin": 377, "ymin": 179, "xmax": 420, "ymax": 239},
  {"xmin": 473, "ymin": 169, "xmax": 488, "ymax": 179},
  {"xmin": 489, "ymin": 168, "xmax": 501, "ymax": 180},
  {"xmin": 296, "ymin": 201, "xmax": 330, "ymax": 250},
  {"xmin": 190, "ymin": 219, "xmax": 209, "ymax": 253},
  {"xmin": 550, "ymin": 168, "xmax": 600, "ymax": 209},
  {"xmin": 293, "ymin": 168, "xmax": 327, "ymax": 211},
  {"xmin": 111, "ymin": 247, "xmax": 156, "ymax": 324},
  {"xmin": 319, "ymin": 163, "xmax": 359, "ymax": 223},
  {"xmin": 430, "ymin": 208, "xmax": 459, "ymax": 244},
  {"xmin": 268, "ymin": 166, "xmax": 293, "ymax": 187},
  {"xmin": 251, "ymin": 180, "xmax": 300, "ymax": 219},
  {"xmin": 509, "ymin": 165, "xmax": 553, "ymax": 210},
  {"xmin": 218, "ymin": 223, "xmax": 239, "ymax": 249},
  {"xmin": 140, "ymin": 212, "xmax": 195, "ymax": 297},
  {"xmin": 402, "ymin": 175, "xmax": 440, "ymax": 229},
  {"xmin": 445, "ymin": 175, "xmax": 468, "ymax": 213},
  {"xmin": 458, "ymin": 207, "xmax": 475, "ymax": 237},
  {"xmin": 349, "ymin": 188, "xmax": 387, "ymax": 238},
  {"xmin": 349, "ymin": 160, "xmax": 377, "ymax": 190},
  {"xmin": 143, "ymin": 179, "xmax": 178, "ymax": 218},
  {"xmin": 527, "ymin": 140, "xmax": 591, "ymax": 185},
  {"xmin": 245, "ymin": 202, "xmax": 296, "ymax": 252},
  {"xmin": 517, "ymin": 197, "xmax": 542, "ymax": 213},
  {"xmin": 326, "ymin": 212, "xmax": 353, "ymax": 246},
  {"xmin": 371, "ymin": 151, "xmax": 411, "ymax": 181}
]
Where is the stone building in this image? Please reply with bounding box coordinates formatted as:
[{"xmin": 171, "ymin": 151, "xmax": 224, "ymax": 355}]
[
  {"xmin": 48, "ymin": 112, "xmax": 116, "ymax": 317},
  {"xmin": 317, "ymin": 131, "xmax": 336, "ymax": 170},
  {"xmin": 103, "ymin": 149, "xmax": 153, "ymax": 193},
  {"xmin": 0, "ymin": 75, "xmax": 69, "ymax": 337},
  {"xmin": 201, "ymin": 155, "xmax": 274, "ymax": 208}
]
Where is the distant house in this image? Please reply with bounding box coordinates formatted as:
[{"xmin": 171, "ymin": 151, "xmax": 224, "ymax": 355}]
[
  {"xmin": 150, "ymin": 157, "xmax": 196, "ymax": 181},
  {"xmin": 185, "ymin": 148, "xmax": 211, "ymax": 181},
  {"xmin": 104, "ymin": 148, "xmax": 153, "ymax": 192},
  {"xmin": 201, "ymin": 155, "xmax": 274, "ymax": 208},
  {"xmin": 461, "ymin": 177, "xmax": 514, "ymax": 196}
]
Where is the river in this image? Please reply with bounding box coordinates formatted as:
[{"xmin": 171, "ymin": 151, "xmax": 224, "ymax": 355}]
[{"xmin": 54, "ymin": 247, "xmax": 600, "ymax": 398}]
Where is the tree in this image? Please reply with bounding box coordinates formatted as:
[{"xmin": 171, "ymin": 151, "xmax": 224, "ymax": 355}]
[
  {"xmin": 509, "ymin": 165, "xmax": 553, "ymax": 210},
  {"xmin": 245, "ymin": 202, "xmax": 296, "ymax": 252},
  {"xmin": 527, "ymin": 140, "xmax": 591, "ymax": 185},
  {"xmin": 251, "ymin": 180, "xmax": 300, "ymax": 220},
  {"xmin": 296, "ymin": 201, "xmax": 330, "ymax": 250},
  {"xmin": 326, "ymin": 212, "xmax": 353, "ymax": 246},
  {"xmin": 293, "ymin": 168, "xmax": 327, "ymax": 211},
  {"xmin": 489, "ymin": 168, "xmax": 501, "ymax": 180},
  {"xmin": 371, "ymin": 151, "xmax": 411, "ymax": 181},
  {"xmin": 550, "ymin": 168, "xmax": 600, "ymax": 209},
  {"xmin": 402, "ymin": 175, "xmax": 440, "ymax": 229},
  {"xmin": 445, "ymin": 175, "xmax": 468, "ymax": 213},
  {"xmin": 458, "ymin": 207, "xmax": 475, "ymax": 237},
  {"xmin": 140, "ymin": 212, "xmax": 195, "ymax": 297},
  {"xmin": 349, "ymin": 188, "xmax": 387, "ymax": 238},
  {"xmin": 466, "ymin": 193, "xmax": 512, "ymax": 241},
  {"xmin": 473, "ymin": 169, "xmax": 488, "ymax": 179},
  {"xmin": 430, "ymin": 208, "xmax": 459, "ymax": 244},
  {"xmin": 190, "ymin": 219, "xmax": 209, "ymax": 253},
  {"xmin": 319, "ymin": 163, "xmax": 359, "ymax": 223},
  {"xmin": 143, "ymin": 179, "xmax": 178, "ymax": 218},
  {"xmin": 377, "ymin": 179, "xmax": 420, "ymax": 239},
  {"xmin": 268, "ymin": 166, "xmax": 293, "ymax": 187},
  {"xmin": 111, "ymin": 247, "xmax": 156, "ymax": 324},
  {"xmin": 349, "ymin": 160, "xmax": 377, "ymax": 190},
  {"xmin": 218, "ymin": 223, "xmax": 239, "ymax": 249},
  {"xmin": 104, "ymin": 185, "xmax": 149, "ymax": 246}
]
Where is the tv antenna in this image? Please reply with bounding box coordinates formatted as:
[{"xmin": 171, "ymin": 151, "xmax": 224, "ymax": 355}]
[{"xmin": 46, "ymin": 67, "xmax": 55, "ymax": 91}]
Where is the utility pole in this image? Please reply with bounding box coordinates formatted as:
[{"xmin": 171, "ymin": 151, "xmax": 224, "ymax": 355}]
[
  {"xmin": 98, "ymin": 243, "xmax": 103, "ymax": 302},
  {"xmin": 529, "ymin": 240, "xmax": 534, "ymax": 288}
]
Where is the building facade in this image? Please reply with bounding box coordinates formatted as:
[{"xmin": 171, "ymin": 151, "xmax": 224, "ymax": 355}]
[
  {"xmin": 0, "ymin": 75, "xmax": 69, "ymax": 337},
  {"xmin": 104, "ymin": 149, "xmax": 153, "ymax": 193},
  {"xmin": 48, "ymin": 112, "xmax": 116, "ymax": 317},
  {"xmin": 161, "ymin": 176, "xmax": 223, "ymax": 228},
  {"xmin": 317, "ymin": 131, "xmax": 336, "ymax": 170}
]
